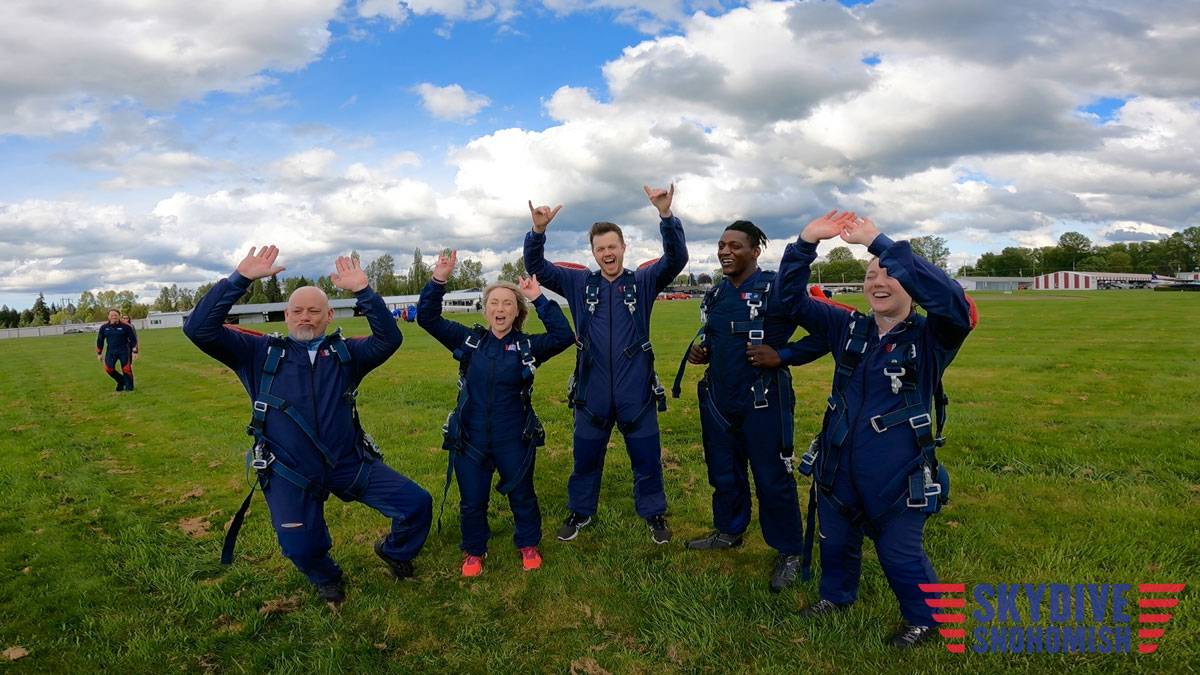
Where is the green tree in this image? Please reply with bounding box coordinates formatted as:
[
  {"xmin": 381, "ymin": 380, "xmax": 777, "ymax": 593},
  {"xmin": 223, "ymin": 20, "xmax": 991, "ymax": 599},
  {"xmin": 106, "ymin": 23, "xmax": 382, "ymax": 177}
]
[
  {"xmin": 826, "ymin": 246, "xmax": 855, "ymax": 262},
  {"xmin": 153, "ymin": 286, "xmax": 175, "ymax": 312},
  {"xmin": 247, "ymin": 279, "xmax": 268, "ymax": 304},
  {"xmin": 283, "ymin": 275, "xmax": 313, "ymax": 296},
  {"xmin": 498, "ymin": 258, "xmax": 523, "ymax": 283},
  {"xmin": 910, "ymin": 235, "xmax": 950, "ymax": 270},
  {"xmin": 452, "ymin": 258, "xmax": 486, "ymax": 291},
  {"xmin": 407, "ymin": 249, "xmax": 431, "ymax": 293},
  {"xmin": 31, "ymin": 293, "xmax": 50, "ymax": 326},
  {"xmin": 264, "ymin": 275, "xmax": 284, "ymax": 303},
  {"xmin": 365, "ymin": 254, "xmax": 396, "ymax": 291}
]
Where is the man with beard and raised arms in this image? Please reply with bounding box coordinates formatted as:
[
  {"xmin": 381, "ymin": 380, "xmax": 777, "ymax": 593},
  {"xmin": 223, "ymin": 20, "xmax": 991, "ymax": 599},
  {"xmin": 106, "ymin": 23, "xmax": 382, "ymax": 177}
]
[
  {"xmin": 184, "ymin": 246, "xmax": 432, "ymax": 607},
  {"xmin": 524, "ymin": 185, "xmax": 687, "ymax": 544},
  {"xmin": 673, "ymin": 220, "xmax": 831, "ymax": 592}
]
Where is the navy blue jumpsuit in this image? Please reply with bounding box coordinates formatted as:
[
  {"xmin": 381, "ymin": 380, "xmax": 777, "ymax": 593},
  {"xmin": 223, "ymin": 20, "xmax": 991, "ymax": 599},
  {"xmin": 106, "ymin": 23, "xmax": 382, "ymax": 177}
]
[
  {"xmin": 523, "ymin": 216, "xmax": 688, "ymax": 519},
  {"xmin": 779, "ymin": 233, "xmax": 973, "ymax": 626},
  {"xmin": 97, "ymin": 321, "xmax": 138, "ymax": 390},
  {"xmin": 184, "ymin": 273, "xmax": 432, "ymax": 587},
  {"xmin": 695, "ymin": 268, "xmax": 829, "ymax": 554},
  {"xmin": 417, "ymin": 280, "xmax": 574, "ymax": 556}
]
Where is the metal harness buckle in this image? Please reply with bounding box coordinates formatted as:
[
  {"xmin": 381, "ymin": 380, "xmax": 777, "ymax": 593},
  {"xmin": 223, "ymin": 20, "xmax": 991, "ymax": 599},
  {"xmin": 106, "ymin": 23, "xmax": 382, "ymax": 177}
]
[
  {"xmin": 780, "ymin": 453, "xmax": 794, "ymax": 473},
  {"xmin": 746, "ymin": 298, "xmax": 762, "ymax": 319},
  {"xmin": 870, "ymin": 415, "xmax": 887, "ymax": 433},
  {"xmin": 923, "ymin": 465, "xmax": 941, "ymax": 498},
  {"xmin": 752, "ymin": 383, "xmax": 769, "ymax": 409},
  {"xmin": 253, "ymin": 400, "xmax": 268, "ymax": 413},
  {"xmin": 884, "ymin": 365, "xmax": 906, "ymax": 394},
  {"xmin": 748, "ymin": 329, "xmax": 764, "ymax": 343},
  {"xmin": 464, "ymin": 334, "xmax": 481, "ymax": 349},
  {"xmin": 909, "ymin": 413, "xmax": 932, "ymax": 429}
]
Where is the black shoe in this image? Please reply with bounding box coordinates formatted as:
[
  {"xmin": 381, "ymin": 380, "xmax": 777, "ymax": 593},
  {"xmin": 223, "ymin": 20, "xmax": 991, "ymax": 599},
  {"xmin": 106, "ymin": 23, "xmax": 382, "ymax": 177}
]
[
  {"xmin": 798, "ymin": 598, "xmax": 850, "ymax": 619},
  {"xmin": 889, "ymin": 623, "xmax": 936, "ymax": 648},
  {"xmin": 769, "ymin": 554, "xmax": 803, "ymax": 593},
  {"xmin": 316, "ymin": 578, "xmax": 345, "ymax": 606},
  {"xmin": 374, "ymin": 538, "xmax": 414, "ymax": 579},
  {"xmin": 684, "ymin": 531, "xmax": 743, "ymax": 550},
  {"xmin": 647, "ymin": 515, "xmax": 671, "ymax": 545},
  {"xmin": 556, "ymin": 512, "xmax": 592, "ymax": 541}
]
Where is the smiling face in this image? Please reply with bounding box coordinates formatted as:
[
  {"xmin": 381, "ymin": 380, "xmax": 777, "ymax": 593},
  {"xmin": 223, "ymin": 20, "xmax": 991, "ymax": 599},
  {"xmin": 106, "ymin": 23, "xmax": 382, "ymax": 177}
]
[
  {"xmin": 591, "ymin": 231, "xmax": 626, "ymax": 279},
  {"xmin": 484, "ymin": 285, "xmax": 523, "ymax": 336},
  {"xmin": 864, "ymin": 258, "xmax": 913, "ymax": 317},
  {"xmin": 285, "ymin": 286, "xmax": 333, "ymax": 341},
  {"xmin": 717, "ymin": 230, "xmax": 759, "ymax": 280},
  {"xmin": 107, "ymin": 309, "xmax": 120, "ymax": 324}
]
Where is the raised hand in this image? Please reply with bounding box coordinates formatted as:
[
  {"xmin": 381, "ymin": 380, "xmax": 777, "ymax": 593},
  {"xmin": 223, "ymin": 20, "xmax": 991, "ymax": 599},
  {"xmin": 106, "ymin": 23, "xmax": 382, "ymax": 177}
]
[
  {"xmin": 235, "ymin": 245, "xmax": 287, "ymax": 280},
  {"xmin": 644, "ymin": 183, "xmax": 674, "ymax": 218},
  {"xmin": 800, "ymin": 210, "xmax": 857, "ymax": 244},
  {"xmin": 331, "ymin": 255, "xmax": 368, "ymax": 293},
  {"xmin": 840, "ymin": 214, "xmax": 881, "ymax": 247},
  {"xmin": 432, "ymin": 249, "xmax": 457, "ymax": 283},
  {"xmin": 528, "ymin": 200, "xmax": 562, "ymax": 234},
  {"xmin": 517, "ymin": 274, "xmax": 542, "ymax": 300}
]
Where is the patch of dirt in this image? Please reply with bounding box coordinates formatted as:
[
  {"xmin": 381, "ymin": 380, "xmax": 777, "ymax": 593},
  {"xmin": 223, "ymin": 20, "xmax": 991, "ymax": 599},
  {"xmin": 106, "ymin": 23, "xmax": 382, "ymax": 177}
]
[
  {"xmin": 569, "ymin": 657, "xmax": 610, "ymax": 675},
  {"xmin": 178, "ymin": 486, "xmax": 205, "ymax": 502},
  {"xmin": 259, "ymin": 595, "xmax": 301, "ymax": 616},
  {"xmin": 4, "ymin": 646, "xmax": 29, "ymax": 661},
  {"xmin": 178, "ymin": 510, "xmax": 220, "ymax": 538}
]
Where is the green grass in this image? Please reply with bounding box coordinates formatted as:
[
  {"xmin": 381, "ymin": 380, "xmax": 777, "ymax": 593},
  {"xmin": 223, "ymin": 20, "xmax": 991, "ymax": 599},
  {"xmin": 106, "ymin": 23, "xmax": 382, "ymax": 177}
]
[{"xmin": 1, "ymin": 291, "xmax": 1197, "ymax": 673}]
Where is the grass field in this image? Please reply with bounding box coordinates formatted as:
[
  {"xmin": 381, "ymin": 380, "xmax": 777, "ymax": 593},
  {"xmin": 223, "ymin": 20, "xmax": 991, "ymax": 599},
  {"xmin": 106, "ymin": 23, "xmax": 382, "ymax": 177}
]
[{"xmin": 1, "ymin": 291, "xmax": 1197, "ymax": 673}]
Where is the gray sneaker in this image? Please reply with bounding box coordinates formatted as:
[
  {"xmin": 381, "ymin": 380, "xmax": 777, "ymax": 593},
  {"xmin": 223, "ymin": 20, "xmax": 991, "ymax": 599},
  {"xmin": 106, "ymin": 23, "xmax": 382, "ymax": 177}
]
[
  {"xmin": 556, "ymin": 512, "xmax": 592, "ymax": 541},
  {"xmin": 647, "ymin": 515, "xmax": 671, "ymax": 545},
  {"xmin": 769, "ymin": 554, "xmax": 803, "ymax": 593},
  {"xmin": 684, "ymin": 531, "xmax": 744, "ymax": 550}
]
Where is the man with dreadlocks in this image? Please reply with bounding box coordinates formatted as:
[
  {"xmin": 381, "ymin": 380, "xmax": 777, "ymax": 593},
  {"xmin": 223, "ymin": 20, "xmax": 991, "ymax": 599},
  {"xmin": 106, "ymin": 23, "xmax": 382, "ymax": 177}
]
[{"xmin": 673, "ymin": 220, "xmax": 830, "ymax": 592}]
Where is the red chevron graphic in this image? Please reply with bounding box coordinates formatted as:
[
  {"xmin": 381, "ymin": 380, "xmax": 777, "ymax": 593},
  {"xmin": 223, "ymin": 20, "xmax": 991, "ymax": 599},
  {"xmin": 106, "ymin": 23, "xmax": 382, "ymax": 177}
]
[
  {"xmin": 1136, "ymin": 583, "xmax": 1185, "ymax": 654},
  {"xmin": 921, "ymin": 583, "xmax": 967, "ymax": 653}
]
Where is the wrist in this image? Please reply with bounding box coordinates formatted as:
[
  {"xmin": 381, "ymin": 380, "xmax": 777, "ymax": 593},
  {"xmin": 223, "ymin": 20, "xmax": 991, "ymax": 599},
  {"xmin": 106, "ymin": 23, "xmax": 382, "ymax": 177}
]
[
  {"xmin": 659, "ymin": 210, "xmax": 672, "ymax": 219},
  {"xmin": 432, "ymin": 275, "xmax": 448, "ymax": 284}
]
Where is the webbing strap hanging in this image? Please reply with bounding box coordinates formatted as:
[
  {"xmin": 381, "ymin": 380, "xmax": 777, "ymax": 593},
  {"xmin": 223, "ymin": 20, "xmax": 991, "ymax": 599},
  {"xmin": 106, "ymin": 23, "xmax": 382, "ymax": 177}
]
[{"xmin": 672, "ymin": 284, "xmax": 720, "ymax": 398}]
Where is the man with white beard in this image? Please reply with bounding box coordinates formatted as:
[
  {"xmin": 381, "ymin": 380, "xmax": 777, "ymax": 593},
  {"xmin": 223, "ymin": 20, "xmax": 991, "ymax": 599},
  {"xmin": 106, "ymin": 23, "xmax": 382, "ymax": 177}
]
[{"xmin": 184, "ymin": 246, "xmax": 432, "ymax": 607}]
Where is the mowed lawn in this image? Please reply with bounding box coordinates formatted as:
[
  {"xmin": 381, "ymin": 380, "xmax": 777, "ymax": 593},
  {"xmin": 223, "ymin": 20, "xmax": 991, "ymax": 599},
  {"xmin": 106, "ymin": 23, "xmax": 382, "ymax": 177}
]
[{"xmin": 0, "ymin": 291, "xmax": 1196, "ymax": 674}]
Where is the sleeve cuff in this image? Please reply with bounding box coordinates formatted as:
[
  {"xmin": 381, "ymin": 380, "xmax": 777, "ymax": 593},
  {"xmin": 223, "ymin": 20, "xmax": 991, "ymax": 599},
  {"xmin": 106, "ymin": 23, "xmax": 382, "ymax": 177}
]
[
  {"xmin": 868, "ymin": 234, "xmax": 896, "ymax": 257},
  {"xmin": 354, "ymin": 285, "xmax": 376, "ymax": 299},
  {"xmin": 776, "ymin": 346, "xmax": 793, "ymax": 363},
  {"xmin": 532, "ymin": 294, "xmax": 548, "ymax": 309},
  {"xmin": 526, "ymin": 230, "xmax": 546, "ymax": 243},
  {"xmin": 660, "ymin": 215, "xmax": 681, "ymax": 226},
  {"xmin": 228, "ymin": 271, "xmax": 252, "ymax": 289},
  {"xmin": 796, "ymin": 239, "xmax": 819, "ymax": 254}
]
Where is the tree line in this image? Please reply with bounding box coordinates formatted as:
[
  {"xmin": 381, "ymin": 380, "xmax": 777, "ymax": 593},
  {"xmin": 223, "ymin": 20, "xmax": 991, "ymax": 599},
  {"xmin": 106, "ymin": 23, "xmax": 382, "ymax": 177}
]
[
  {"xmin": 958, "ymin": 227, "xmax": 1200, "ymax": 277},
  {"xmin": 0, "ymin": 249, "xmax": 489, "ymax": 328}
]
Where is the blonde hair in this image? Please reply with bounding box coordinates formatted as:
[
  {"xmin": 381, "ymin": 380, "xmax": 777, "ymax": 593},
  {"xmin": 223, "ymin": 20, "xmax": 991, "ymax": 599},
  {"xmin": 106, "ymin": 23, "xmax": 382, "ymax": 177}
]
[{"xmin": 482, "ymin": 281, "xmax": 528, "ymax": 332}]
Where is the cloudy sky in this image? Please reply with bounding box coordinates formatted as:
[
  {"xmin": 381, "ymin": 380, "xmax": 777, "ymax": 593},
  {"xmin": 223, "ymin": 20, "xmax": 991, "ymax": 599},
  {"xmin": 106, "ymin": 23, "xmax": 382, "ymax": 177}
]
[{"xmin": 2, "ymin": 0, "xmax": 1198, "ymax": 308}]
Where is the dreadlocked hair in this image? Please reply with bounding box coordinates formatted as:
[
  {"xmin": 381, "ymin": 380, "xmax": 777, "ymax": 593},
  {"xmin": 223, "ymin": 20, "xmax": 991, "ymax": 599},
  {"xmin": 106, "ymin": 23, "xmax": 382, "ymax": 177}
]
[{"xmin": 725, "ymin": 220, "xmax": 768, "ymax": 248}]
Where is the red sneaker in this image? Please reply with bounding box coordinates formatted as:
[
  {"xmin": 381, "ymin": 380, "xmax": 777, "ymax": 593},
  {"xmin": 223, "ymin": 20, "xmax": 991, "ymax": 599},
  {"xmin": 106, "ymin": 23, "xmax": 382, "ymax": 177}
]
[
  {"xmin": 461, "ymin": 553, "xmax": 485, "ymax": 577},
  {"xmin": 520, "ymin": 546, "xmax": 542, "ymax": 571}
]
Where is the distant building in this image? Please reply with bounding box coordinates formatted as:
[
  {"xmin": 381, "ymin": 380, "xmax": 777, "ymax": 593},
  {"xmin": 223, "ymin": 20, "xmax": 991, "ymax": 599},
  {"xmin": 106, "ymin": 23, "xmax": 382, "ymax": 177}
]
[
  {"xmin": 1032, "ymin": 271, "xmax": 1153, "ymax": 290},
  {"xmin": 146, "ymin": 311, "xmax": 189, "ymax": 328},
  {"xmin": 954, "ymin": 276, "xmax": 1033, "ymax": 292}
]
